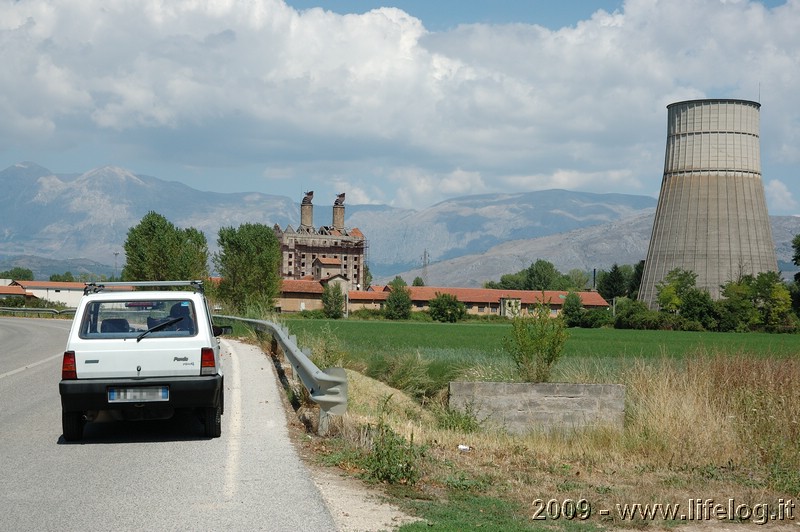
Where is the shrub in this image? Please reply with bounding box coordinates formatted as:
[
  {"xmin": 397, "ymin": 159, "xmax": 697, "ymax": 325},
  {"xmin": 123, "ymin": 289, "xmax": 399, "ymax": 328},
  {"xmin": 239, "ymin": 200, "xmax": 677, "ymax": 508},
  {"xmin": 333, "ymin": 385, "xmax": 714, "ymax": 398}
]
[
  {"xmin": 297, "ymin": 309, "xmax": 326, "ymax": 319},
  {"xmin": 502, "ymin": 305, "xmax": 568, "ymax": 382},
  {"xmin": 349, "ymin": 308, "xmax": 385, "ymax": 320},
  {"xmin": 428, "ymin": 292, "xmax": 467, "ymax": 323},
  {"xmin": 385, "ymin": 281, "xmax": 412, "ymax": 320},
  {"xmin": 306, "ymin": 323, "xmax": 350, "ymax": 369},
  {"xmin": 366, "ymin": 351, "xmax": 436, "ymax": 400},
  {"xmin": 561, "ymin": 291, "xmax": 584, "ymax": 327},
  {"xmin": 321, "ymin": 282, "xmax": 345, "ymax": 319},
  {"xmin": 362, "ymin": 397, "xmax": 425, "ymax": 485},
  {"xmin": 579, "ymin": 308, "xmax": 613, "ymax": 328},
  {"xmin": 434, "ymin": 402, "xmax": 482, "ymax": 433}
]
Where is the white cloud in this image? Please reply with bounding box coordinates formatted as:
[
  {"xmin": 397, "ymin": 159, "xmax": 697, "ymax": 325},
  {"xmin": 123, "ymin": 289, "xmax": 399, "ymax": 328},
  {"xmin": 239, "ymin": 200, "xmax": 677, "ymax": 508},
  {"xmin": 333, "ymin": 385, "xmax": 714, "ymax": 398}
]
[
  {"xmin": 765, "ymin": 179, "xmax": 798, "ymax": 213},
  {"xmin": 1, "ymin": 0, "xmax": 799, "ymax": 212}
]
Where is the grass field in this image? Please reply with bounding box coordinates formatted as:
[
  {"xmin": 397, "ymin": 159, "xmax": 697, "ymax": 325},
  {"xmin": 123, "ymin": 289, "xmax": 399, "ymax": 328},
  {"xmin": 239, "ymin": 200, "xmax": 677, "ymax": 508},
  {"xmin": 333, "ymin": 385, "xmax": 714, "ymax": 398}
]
[
  {"xmin": 284, "ymin": 318, "xmax": 800, "ymax": 385},
  {"xmin": 285, "ymin": 318, "xmax": 800, "ymax": 358},
  {"xmin": 273, "ymin": 318, "xmax": 800, "ymax": 529}
]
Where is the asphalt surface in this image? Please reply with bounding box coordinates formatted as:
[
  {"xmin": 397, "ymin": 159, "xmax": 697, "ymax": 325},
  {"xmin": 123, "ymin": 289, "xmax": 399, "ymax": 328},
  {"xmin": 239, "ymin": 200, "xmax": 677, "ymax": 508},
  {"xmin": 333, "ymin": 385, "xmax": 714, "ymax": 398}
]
[{"xmin": 0, "ymin": 317, "xmax": 337, "ymax": 531}]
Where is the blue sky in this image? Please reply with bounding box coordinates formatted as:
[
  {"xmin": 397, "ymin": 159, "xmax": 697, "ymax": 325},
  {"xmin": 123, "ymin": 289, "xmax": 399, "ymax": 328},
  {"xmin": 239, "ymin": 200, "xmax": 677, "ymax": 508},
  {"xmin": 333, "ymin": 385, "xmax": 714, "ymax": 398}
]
[
  {"xmin": 285, "ymin": 1, "xmax": 626, "ymax": 31},
  {"xmin": 2, "ymin": 0, "xmax": 799, "ymax": 213}
]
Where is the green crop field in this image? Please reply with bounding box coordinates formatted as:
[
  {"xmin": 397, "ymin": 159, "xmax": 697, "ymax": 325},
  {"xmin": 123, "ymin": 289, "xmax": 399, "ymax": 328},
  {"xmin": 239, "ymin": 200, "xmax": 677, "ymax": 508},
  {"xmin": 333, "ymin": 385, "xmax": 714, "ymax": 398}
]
[
  {"xmin": 283, "ymin": 318, "xmax": 800, "ymax": 384},
  {"xmin": 285, "ymin": 318, "xmax": 800, "ymax": 359}
]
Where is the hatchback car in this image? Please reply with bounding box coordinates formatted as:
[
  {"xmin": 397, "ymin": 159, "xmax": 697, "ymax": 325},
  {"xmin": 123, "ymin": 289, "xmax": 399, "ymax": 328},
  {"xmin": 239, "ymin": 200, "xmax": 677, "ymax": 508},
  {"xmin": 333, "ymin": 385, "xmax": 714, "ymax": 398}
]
[{"xmin": 59, "ymin": 281, "xmax": 225, "ymax": 441}]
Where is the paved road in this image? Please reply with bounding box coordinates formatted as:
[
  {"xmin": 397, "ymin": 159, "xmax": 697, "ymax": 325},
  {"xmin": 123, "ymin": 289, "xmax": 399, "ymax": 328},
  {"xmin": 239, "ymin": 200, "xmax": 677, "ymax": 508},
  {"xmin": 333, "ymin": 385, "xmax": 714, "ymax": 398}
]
[{"xmin": 0, "ymin": 317, "xmax": 337, "ymax": 531}]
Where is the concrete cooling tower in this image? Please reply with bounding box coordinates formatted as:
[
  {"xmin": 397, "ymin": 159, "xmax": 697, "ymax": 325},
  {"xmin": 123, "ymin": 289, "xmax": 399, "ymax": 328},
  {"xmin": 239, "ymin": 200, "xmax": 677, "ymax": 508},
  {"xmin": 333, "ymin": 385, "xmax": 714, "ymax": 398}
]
[{"xmin": 638, "ymin": 99, "xmax": 778, "ymax": 308}]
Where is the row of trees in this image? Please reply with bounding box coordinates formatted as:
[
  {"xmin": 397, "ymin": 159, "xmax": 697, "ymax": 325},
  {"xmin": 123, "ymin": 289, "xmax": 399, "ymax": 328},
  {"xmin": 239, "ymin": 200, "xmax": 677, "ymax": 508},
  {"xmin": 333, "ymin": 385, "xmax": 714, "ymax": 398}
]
[
  {"xmin": 485, "ymin": 256, "xmax": 800, "ymax": 333},
  {"xmin": 122, "ymin": 211, "xmax": 281, "ymax": 314},
  {"xmin": 483, "ymin": 259, "xmax": 643, "ymax": 303}
]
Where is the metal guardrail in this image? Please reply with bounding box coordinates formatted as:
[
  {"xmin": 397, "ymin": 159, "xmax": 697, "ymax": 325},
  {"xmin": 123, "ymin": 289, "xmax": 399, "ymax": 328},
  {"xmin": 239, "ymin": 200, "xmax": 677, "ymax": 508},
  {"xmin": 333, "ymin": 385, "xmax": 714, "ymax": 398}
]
[
  {"xmin": 0, "ymin": 307, "xmax": 76, "ymax": 316},
  {"xmin": 215, "ymin": 316, "xmax": 348, "ymax": 435}
]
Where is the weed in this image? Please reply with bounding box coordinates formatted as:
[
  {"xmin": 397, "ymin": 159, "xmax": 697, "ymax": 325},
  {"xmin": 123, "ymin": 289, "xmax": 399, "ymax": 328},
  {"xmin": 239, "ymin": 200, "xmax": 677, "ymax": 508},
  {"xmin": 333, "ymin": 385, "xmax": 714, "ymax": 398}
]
[
  {"xmin": 443, "ymin": 471, "xmax": 491, "ymax": 493},
  {"xmin": 366, "ymin": 351, "xmax": 436, "ymax": 400},
  {"xmin": 304, "ymin": 323, "xmax": 351, "ymax": 369},
  {"xmin": 400, "ymin": 493, "xmax": 533, "ymax": 531},
  {"xmin": 362, "ymin": 396, "xmax": 426, "ymax": 485},
  {"xmin": 433, "ymin": 401, "xmax": 482, "ymax": 433}
]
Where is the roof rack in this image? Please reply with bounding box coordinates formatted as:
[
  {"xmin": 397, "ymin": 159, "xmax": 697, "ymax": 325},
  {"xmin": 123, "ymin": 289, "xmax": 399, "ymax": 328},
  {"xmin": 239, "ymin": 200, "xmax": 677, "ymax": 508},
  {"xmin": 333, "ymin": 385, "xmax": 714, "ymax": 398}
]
[{"xmin": 84, "ymin": 280, "xmax": 204, "ymax": 295}]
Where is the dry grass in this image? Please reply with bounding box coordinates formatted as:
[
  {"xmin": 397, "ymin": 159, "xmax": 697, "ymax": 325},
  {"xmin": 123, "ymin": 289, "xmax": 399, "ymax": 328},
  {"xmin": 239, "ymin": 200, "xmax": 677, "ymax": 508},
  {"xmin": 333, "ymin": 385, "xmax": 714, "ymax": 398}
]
[{"xmin": 320, "ymin": 349, "xmax": 800, "ymax": 525}]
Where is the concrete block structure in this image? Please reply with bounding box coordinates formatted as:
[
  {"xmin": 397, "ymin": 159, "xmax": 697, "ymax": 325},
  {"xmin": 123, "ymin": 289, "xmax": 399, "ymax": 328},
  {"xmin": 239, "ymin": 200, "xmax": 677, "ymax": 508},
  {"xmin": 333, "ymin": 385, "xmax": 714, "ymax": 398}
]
[
  {"xmin": 449, "ymin": 381, "xmax": 625, "ymax": 434},
  {"xmin": 638, "ymin": 99, "xmax": 778, "ymax": 307}
]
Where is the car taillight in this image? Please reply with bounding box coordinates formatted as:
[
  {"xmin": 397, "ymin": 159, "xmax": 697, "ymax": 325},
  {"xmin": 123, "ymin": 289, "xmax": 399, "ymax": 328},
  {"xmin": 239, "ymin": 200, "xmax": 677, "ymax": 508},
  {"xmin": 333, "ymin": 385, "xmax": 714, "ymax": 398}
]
[
  {"xmin": 62, "ymin": 351, "xmax": 77, "ymax": 379},
  {"xmin": 200, "ymin": 348, "xmax": 216, "ymax": 376}
]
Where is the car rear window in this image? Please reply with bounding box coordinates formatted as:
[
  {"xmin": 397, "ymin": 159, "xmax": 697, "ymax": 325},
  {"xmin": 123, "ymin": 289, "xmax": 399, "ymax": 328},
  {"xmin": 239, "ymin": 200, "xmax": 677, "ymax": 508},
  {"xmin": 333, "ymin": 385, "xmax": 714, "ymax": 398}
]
[{"xmin": 78, "ymin": 299, "xmax": 198, "ymax": 339}]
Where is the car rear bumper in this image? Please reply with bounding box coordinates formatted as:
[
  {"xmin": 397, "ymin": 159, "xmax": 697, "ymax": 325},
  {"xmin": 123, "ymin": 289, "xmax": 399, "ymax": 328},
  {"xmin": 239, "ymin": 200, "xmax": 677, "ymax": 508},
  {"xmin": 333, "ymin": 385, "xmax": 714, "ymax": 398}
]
[{"xmin": 59, "ymin": 375, "xmax": 223, "ymax": 412}]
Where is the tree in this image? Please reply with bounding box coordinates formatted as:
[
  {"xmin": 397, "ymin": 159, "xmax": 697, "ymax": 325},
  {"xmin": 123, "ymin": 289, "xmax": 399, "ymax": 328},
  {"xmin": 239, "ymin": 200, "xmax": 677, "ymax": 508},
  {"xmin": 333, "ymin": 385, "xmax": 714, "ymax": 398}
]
[
  {"xmin": 526, "ymin": 259, "xmax": 564, "ymax": 290},
  {"xmin": 561, "ymin": 291, "xmax": 584, "ymax": 327},
  {"xmin": 655, "ymin": 268, "xmax": 698, "ymax": 313},
  {"xmin": 322, "ymin": 282, "xmax": 345, "ymax": 319},
  {"xmin": 50, "ymin": 271, "xmax": 76, "ymax": 282},
  {"xmin": 718, "ymin": 272, "xmax": 795, "ymax": 332},
  {"xmin": 174, "ymin": 227, "xmax": 210, "ymax": 281},
  {"xmin": 502, "ymin": 305, "xmax": 568, "ymax": 382},
  {"xmin": 214, "ymin": 223, "xmax": 281, "ymax": 314},
  {"xmin": 428, "ymin": 292, "xmax": 466, "ymax": 323},
  {"xmin": 0, "ymin": 267, "xmax": 34, "ymax": 280},
  {"xmin": 122, "ymin": 211, "xmax": 209, "ymax": 282},
  {"xmin": 628, "ymin": 260, "xmax": 645, "ymax": 299},
  {"xmin": 565, "ymin": 269, "xmax": 590, "ymax": 291},
  {"xmin": 390, "ymin": 276, "xmax": 407, "ymax": 287},
  {"xmin": 792, "ymin": 233, "xmax": 800, "ymax": 283},
  {"xmin": 751, "ymin": 271, "xmax": 794, "ymax": 332},
  {"xmin": 362, "ymin": 263, "xmax": 373, "ymax": 289},
  {"xmin": 597, "ymin": 263, "xmax": 628, "ymax": 303},
  {"xmin": 679, "ymin": 287, "xmax": 717, "ymax": 330},
  {"xmin": 384, "ymin": 278, "xmax": 412, "ymax": 320},
  {"xmin": 412, "ymin": 276, "xmax": 425, "ymax": 286},
  {"xmin": 719, "ymin": 277, "xmax": 761, "ymax": 331},
  {"xmin": 485, "ymin": 271, "xmax": 526, "ymax": 290}
]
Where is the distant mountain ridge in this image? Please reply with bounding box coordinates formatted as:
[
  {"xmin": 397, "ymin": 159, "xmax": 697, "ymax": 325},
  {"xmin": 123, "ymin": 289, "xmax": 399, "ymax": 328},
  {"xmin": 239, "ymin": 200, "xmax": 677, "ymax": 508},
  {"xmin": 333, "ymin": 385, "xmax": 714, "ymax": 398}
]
[{"xmin": 2, "ymin": 162, "xmax": 798, "ymax": 284}]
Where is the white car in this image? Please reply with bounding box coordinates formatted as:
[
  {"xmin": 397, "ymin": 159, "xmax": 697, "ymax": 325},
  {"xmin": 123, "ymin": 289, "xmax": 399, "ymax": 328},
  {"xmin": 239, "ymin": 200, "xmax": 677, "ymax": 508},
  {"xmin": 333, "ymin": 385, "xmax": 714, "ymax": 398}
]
[{"xmin": 59, "ymin": 281, "xmax": 226, "ymax": 441}]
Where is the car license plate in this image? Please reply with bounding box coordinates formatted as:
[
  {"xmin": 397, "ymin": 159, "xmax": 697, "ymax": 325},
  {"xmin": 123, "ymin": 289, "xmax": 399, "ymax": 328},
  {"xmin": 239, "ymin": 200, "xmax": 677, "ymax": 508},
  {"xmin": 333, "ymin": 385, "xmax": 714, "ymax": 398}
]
[{"xmin": 108, "ymin": 386, "xmax": 169, "ymax": 403}]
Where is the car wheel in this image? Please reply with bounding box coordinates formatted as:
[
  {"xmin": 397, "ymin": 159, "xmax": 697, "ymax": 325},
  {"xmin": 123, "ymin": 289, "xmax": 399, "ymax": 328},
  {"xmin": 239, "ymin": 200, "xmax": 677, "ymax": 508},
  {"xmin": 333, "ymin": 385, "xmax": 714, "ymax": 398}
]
[
  {"xmin": 62, "ymin": 411, "xmax": 84, "ymax": 442},
  {"xmin": 204, "ymin": 405, "xmax": 222, "ymax": 438}
]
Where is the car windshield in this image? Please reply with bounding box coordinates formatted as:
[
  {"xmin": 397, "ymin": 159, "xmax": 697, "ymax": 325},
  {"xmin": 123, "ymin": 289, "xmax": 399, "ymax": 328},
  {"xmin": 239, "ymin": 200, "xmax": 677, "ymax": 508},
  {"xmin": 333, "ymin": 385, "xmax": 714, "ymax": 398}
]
[{"xmin": 78, "ymin": 299, "xmax": 197, "ymax": 339}]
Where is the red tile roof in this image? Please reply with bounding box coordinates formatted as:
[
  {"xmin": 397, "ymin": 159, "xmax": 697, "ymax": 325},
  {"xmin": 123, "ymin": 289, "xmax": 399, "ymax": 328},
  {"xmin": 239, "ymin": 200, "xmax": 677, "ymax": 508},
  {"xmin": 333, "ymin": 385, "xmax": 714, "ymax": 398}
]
[
  {"xmin": 281, "ymin": 279, "xmax": 324, "ymax": 294},
  {"xmin": 314, "ymin": 257, "xmax": 341, "ymax": 266},
  {"xmin": 349, "ymin": 228, "xmax": 364, "ymax": 238},
  {"xmin": 12, "ymin": 280, "xmax": 86, "ymax": 290},
  {"xmin": 381, "ymin": 286, "xmax": 608, "ymax": 307},
  {"xmin": 348, "ymin": 290, "xmax": 389, "ymax": 301},
  {"xmin": 0, "ymin": 285, "xmax": 32, "ymax": 297}
]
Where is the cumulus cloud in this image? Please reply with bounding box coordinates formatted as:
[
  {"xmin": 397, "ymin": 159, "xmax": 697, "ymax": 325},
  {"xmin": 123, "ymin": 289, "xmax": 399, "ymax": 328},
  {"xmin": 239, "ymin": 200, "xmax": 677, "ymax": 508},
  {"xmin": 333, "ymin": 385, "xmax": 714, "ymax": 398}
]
[
  {"xmin": 1, "ymin": 0, "xmax": 799, "ymax": 212},
  {"xmin": 765, "ymin": 179, "xmax": 798, "ymax": 213}
]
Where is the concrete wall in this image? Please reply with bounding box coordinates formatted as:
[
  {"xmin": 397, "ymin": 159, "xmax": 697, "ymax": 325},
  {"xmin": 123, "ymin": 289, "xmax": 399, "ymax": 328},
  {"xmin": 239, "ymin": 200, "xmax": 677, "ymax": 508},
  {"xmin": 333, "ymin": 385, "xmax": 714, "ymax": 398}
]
[{"xmin": 449, "ymin": 381, "xmax": 625, "ymax": 434}]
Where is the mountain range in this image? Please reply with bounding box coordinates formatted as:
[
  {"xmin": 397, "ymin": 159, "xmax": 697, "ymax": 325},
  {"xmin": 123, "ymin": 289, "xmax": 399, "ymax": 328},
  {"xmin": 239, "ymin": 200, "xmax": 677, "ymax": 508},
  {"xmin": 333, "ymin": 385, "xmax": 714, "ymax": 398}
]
[{"xmin": 2, "ymin": 162, "xmax": 799, "ymax": 285}]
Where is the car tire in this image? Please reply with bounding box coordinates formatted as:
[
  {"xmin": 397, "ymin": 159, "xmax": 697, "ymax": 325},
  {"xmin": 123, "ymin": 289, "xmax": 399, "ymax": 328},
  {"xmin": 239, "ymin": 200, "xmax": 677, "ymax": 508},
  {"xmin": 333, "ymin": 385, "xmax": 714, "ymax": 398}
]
[
  {"xmin": 204, "ymin": 405, "xmax": 222, "ymax": 438},
  {"xmin": 62, "ymin": 411, "xmax": 84, "ymax": 442}
]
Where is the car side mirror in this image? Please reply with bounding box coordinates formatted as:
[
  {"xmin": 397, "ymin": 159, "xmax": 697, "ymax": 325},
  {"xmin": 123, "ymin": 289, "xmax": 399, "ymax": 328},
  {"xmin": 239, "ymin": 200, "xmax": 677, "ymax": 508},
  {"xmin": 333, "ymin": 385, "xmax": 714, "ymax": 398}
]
[{"xmin": 213, "ymin": 325, "xmax": 233, "ymax": 337}]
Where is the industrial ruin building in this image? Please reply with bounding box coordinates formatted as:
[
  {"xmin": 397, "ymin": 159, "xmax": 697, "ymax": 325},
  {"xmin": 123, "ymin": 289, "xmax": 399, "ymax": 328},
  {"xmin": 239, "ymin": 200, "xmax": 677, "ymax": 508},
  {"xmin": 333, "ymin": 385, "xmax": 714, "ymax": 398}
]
[
  {"xmin": 638, "ymin": 99, "xmax": 778, "ymax": 307},
  {"xmin": 274, "ymin": 191, "xmax": 367, "ymax": 290}
]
